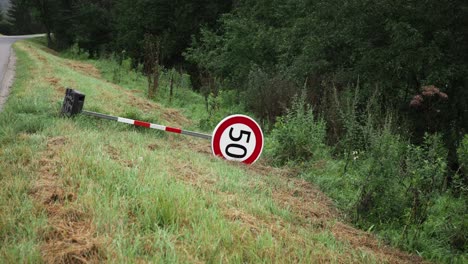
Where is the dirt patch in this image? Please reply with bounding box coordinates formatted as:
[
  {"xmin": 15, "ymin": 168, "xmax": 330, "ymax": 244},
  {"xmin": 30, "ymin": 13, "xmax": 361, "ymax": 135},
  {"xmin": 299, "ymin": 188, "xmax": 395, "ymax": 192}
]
[
  {"xmin": 125, "ymin": 93, "xmax": 191, "ymax": 127},
  {"xmin": 147, "ymin": 143, "xmax": 161, "ymax": 151},
  {"xmin": 271, "ymin": 178, "xmax": 337, "ymax": 222},
  {"xmin": 170, "ymin": 138, "xmax": 212, "ymax": 156},
  {"xmin": 41, "ymin": 213, "xmax": 102, "ymax": 264},
  {"xmin": 223, "ymin": 208, "xmax": 292, "ymax": 238},
  {"xmin": 30, "ymin": 137, "xmax": 105, "ymax": 263},
  {"xmin": 331, "ymin": 222, "xmax": 426, "ymax": 264},
  {"xmin": 104, "ymin": 144, "xmax": 137, "ymax": 168},
  {"xmin": 66, "ymin": 61, "xmax": 101, "ymax": 79},
  {"xmin": 161, "ymin": 108, "xmax": 191, "ymax": 127},
  {"xmin": 188, "ymin": 140, "xmax": 212, "ymax": 155},
  {"xmin": 45, "ymin": 77, "xmax": 63, "ymax": 94},
  {"xmin": 243, "ymin": 162, "xmax": 336, "ymax": 220},
  {"xmin": 168, "ymin": 157, "xmax": 217, "ymax": 188},
  {"xmin": 45, "ymin": 77, "xmax": 61, "ymax": 86},
  {"xmin": 126, "ymin": 95, "xmax": 161, "ymax": 113},
  {"xmin": 129, "ymin": 89, "xmax": 144, "ymax": 95},
  {"xmin": 104, "ymin": 144, "xmax": 120, "ymax": 161},
  {"xmin": 245, "ymin": 160, "xmax": 299, "ymax": 178},
  {"xmin": 41, "ymin": 47, "xmax": 60, "ymax": 56},
  {"xmin": 22, "ymin": 44, "xmax": 50, "ymax": 67}
]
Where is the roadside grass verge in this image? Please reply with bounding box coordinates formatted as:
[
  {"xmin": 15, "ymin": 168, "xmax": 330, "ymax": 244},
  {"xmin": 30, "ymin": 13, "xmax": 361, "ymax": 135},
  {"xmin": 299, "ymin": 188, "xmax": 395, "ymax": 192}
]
[{"xmin": 0, "ymin": 39, "xmax": 423, "ymax": 263}]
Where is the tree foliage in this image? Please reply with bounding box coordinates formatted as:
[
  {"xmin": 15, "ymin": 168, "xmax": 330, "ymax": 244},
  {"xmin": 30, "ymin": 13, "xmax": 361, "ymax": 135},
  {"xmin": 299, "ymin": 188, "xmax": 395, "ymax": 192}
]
[
  {"xmin": 0, "ymin": 6, "xmax": 11, "ymax": 34},
  {"xmin": 6, "ymin": 0, "xmax": 43, "ymax": 34}
]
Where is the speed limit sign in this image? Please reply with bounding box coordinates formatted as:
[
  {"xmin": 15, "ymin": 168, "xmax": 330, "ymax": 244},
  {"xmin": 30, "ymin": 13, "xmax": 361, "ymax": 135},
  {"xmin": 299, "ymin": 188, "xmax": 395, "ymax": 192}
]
[{"xmin": 211, "ymin": 115, "xmax": 264, "ymax": 164}]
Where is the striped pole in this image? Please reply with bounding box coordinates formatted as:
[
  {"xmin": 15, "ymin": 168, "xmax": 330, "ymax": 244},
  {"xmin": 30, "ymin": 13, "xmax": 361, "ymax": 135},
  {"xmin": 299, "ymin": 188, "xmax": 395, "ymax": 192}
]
[{"xmin": 82, "ymin": 110, "xmax": 212, "ymax": 140}]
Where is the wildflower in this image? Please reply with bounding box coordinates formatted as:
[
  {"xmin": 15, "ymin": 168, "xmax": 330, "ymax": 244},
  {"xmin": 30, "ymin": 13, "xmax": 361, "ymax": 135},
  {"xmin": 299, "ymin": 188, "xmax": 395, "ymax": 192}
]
[
  {"xmin": 422, "ymin": 85, "xmax": 440, "ymax": 97},
  {"xmin": 411, "ymin": 85, "xmax": 448, "ymax": 108},
  {"xmin": 410, "ymin": 95, "xmax": 423, "ymax": 107}
]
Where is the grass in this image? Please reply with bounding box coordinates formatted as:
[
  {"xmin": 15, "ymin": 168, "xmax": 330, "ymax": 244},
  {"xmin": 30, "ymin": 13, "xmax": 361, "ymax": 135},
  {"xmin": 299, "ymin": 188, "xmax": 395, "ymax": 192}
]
[{"xmin": 0, "ymin": 38, "xmax": 422, "ymax": 263}]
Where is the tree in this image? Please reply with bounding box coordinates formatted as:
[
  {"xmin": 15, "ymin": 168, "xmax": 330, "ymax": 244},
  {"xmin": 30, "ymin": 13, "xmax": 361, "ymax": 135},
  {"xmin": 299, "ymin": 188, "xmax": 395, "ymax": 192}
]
[
  {"xmin": 32, "ymin": 0, "xmax": 55, "ymax": 46},
  {"xmin": 61, "ymin": 0, "xmax": 113, "ymax": 53},
  {"xmin": 143, "ymin": 34, "xmax": 161, "ymax": 99},
  {"xmin": 0, "ymin": 7, "xmax": 11, "ymax": 34},
  {"xmin": 7, "ymin": 0, "xmax": 43, "ymax": 34}
]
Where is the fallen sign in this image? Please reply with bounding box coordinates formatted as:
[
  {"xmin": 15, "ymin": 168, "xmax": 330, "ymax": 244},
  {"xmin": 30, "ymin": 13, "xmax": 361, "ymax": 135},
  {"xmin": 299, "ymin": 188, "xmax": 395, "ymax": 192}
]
[{"xmin": 61, "ymin": 88, "xmax": 263, "ymax": 164}]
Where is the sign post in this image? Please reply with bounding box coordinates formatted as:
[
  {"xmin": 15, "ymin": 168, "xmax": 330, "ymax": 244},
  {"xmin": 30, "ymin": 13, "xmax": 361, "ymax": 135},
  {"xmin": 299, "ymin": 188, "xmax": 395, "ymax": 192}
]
[{"xmin": 61, "ymin": 89, "xmax": 263, "ymax": 164}]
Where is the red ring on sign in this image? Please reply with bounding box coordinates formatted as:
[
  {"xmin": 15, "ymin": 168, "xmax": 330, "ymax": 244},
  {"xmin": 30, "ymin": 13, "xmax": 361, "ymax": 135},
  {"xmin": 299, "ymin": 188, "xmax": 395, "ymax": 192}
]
[{"xmin": 212, "ymin": 115, "xmax": 263, "ymax": 164}]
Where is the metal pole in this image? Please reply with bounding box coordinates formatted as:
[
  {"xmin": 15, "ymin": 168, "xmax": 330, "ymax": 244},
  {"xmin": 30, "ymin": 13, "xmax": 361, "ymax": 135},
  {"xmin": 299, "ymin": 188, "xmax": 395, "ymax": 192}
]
[{"xmin": 82, "ymin": 110, "xmax": 212, "ymax": 140}]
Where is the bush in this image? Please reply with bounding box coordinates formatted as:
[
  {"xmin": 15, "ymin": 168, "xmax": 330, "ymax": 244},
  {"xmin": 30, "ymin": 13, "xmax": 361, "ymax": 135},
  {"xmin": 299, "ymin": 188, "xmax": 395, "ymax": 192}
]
[
  {"xmin": 353, "ymin": 127, "xmax": 407, "ymax": 224},
  {"xmin": 419, "ymin": 194, "xmax": 467, "ymax": 261},
  {"xmin": 458, "ymin": 135, "xmax": 468, "ymax": 170},
  {"xmin": 454, "ymin": 135, "xmax": 468, "ymax": 194},
  {"xmin": 0, "ymin": 21, "xmax": 12, "ymax": 35},
  {"xmin": 404, "ymin": 134, "xmax": 448, "ymax": 226},
  {"xmin": 199, "ymin": 90, "xmax": 248, "ymax": 131},
  {"xmin": 63, "ymin": 43, "xmax": 90, "ymax": 60},
  {"xmin": 269, "ymin": 92, "xmax": 328, "ymax": 165},
  {"xmin": 245, "ymin": 67, "xmax": 300, "ymax": 125}
]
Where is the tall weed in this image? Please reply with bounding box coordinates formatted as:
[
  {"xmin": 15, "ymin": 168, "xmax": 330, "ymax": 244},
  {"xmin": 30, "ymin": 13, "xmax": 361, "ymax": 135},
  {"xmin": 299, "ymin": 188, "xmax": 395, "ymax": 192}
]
[
  {"xmin": 353, "ymin": 126, "xmax": 407, "ymax": 224},
  {"xmin": 458, "ymin": 135, "xmax": 468, "ymax": 172},
  {"xmin": 404, "ymin": 134, "xmax": 447, "ymax": 226},
  {"xmin": 269, "ymin": 92, "xmax": 328, "ymax": 165}
]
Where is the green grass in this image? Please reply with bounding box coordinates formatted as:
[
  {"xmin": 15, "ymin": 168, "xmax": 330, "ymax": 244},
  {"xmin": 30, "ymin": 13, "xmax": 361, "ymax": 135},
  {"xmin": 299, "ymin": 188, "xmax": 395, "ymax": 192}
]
[
  {"xmin": 0, "ymin": 40, "xmax": 49, "ymax": 263},
  {"xmin": 0, "ymin": 39, "xmax": 415, "ymax": 263}
]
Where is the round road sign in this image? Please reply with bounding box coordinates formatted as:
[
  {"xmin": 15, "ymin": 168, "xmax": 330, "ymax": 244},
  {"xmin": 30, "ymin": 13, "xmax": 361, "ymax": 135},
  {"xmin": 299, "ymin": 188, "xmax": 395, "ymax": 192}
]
[{"xmin": 211, "ymin": 115, "xmax": 263, "ymax": 164}]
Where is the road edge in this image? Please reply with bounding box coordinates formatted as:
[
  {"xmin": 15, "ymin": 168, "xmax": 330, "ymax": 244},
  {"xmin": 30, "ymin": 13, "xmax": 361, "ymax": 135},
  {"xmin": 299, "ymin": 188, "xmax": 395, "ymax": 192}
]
[{"xmin": 0, "ymin": 47, "xmax": 16, "ymax": 112}]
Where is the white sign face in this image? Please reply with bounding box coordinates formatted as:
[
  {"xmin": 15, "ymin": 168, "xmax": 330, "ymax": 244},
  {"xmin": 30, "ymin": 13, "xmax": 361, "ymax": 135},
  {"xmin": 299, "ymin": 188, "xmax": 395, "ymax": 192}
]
[{"xmin": 211, "ymin": 115, "xmax": 263, "ymax": 164}]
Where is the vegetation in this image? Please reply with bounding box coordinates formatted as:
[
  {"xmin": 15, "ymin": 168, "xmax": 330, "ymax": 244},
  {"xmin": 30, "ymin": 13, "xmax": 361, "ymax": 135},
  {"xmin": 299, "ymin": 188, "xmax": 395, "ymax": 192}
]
[
  {"xmin": 0, "ymin": 38, "xmax": 425, "ymax": 263},
  {"xmin": 186, "ymin": 2, "xmax": 468, "ymax": 261},
  {"xmin": 268, "ymin": 92, "xmax": 328, "ymax": 165},
  {"xmin": 1, "ymin": 0, "xmax": 467, "ymax": 262},
  {"xmin": 0, "ymin": 5, "xmax": 11, "ymax": 34},
  {"xmin": 265, "ymin": 92, "xmax": 466, "ymax": 262}
]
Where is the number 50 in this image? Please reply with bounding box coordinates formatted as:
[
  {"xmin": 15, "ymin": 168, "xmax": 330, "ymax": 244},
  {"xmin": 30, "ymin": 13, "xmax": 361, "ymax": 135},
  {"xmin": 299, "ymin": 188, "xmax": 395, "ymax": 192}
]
[{"xmin": 225, "ymin": 127, "xmax": 251, "ymax": 159}]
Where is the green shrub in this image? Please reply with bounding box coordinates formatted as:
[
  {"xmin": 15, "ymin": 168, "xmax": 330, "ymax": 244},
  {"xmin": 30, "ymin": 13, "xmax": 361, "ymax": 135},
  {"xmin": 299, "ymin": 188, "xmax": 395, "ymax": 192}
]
[
  {"xmin": 419, "ymin": 194, "xmax": 467, "ymax": 262},
  {"xmin": 404, "ymin": 134, "xmax": 447, "ymax": 226},
  {"xmin": 245, "ymin": 67, "xmax": 300, "ymax": 125},
  {"xmin": 458, "ymin": 135, "xmax": 468, "ymax": 170},
  {"xmin": 63, "ymin": 43, "xmax": 90, "ymax": 60},
  {"xmin": 269, "ymin": 92, "xmax": 328, "ymax": 165},
  {"xmin": 353, "ymin": 127, "xmax": 407, "ymax": 224},
  {"xmin": 199, "ymin": 90, "xmax": 248, "ymax": 131},
  {"xmin": 455, "ymin": 135, "xmax": 468, "ymax": 194}
]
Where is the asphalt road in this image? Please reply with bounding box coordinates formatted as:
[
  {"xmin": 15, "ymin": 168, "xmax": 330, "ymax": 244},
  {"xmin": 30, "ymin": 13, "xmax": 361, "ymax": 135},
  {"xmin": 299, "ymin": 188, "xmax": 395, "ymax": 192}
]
[{"xmin": 0, "ymin": 34, "xmax": 45, "ymax": 111}]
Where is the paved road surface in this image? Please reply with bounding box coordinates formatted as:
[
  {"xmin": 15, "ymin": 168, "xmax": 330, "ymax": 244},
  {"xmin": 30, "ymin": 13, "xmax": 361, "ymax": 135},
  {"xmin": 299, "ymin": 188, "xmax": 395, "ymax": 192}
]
[{"xmin": 0, "ymin": 34, "xmax": 45, "ymax": 111}]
